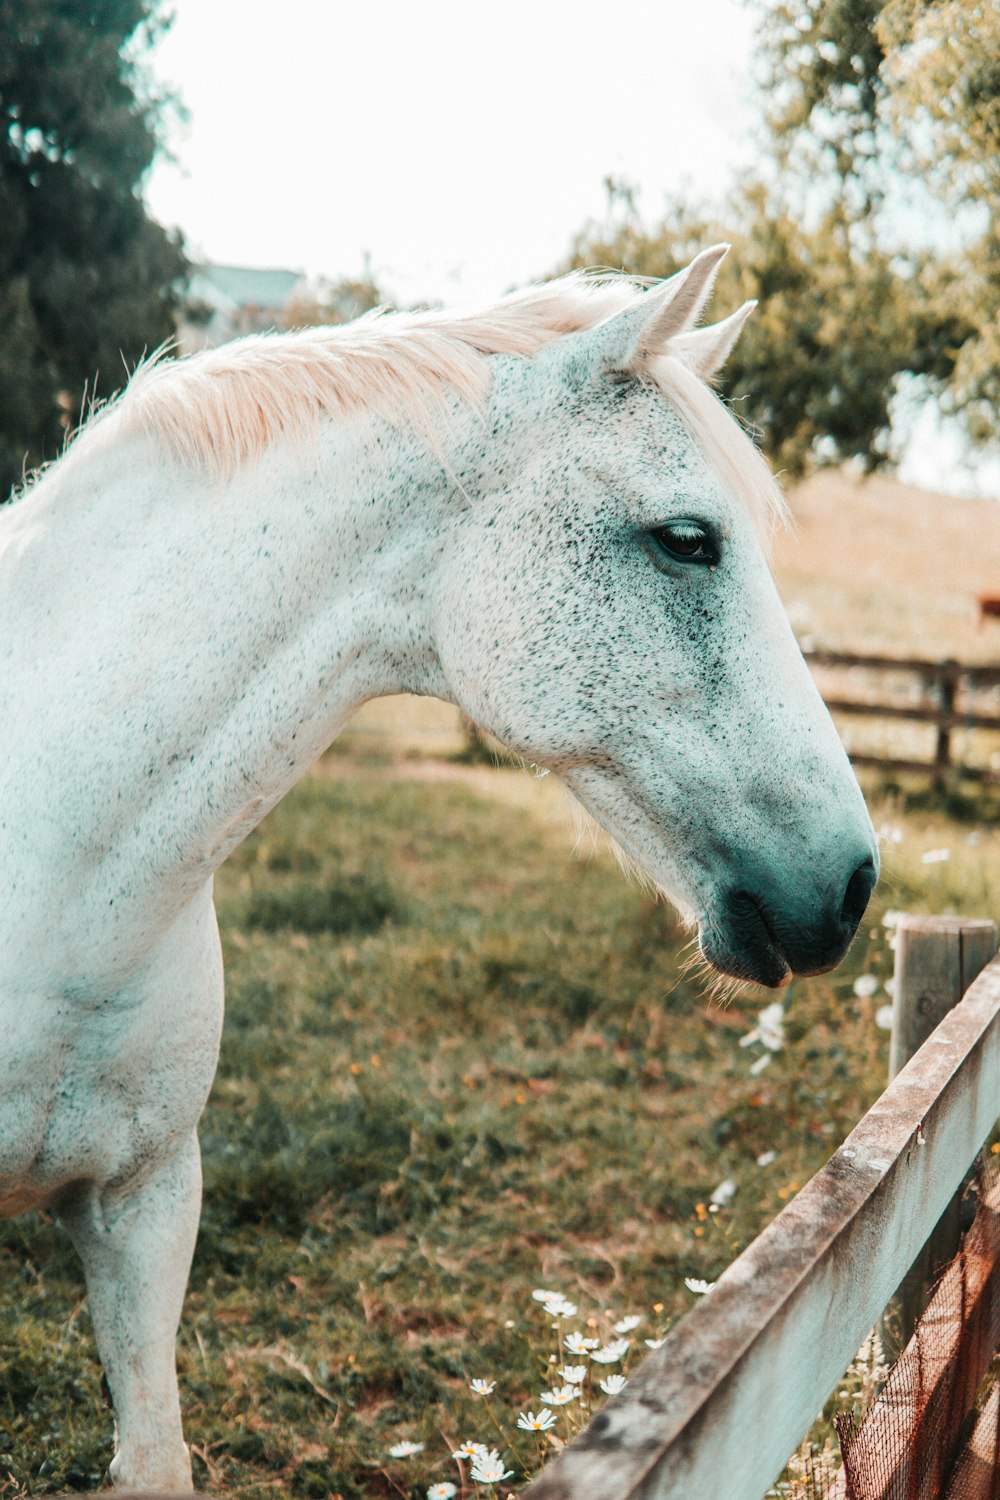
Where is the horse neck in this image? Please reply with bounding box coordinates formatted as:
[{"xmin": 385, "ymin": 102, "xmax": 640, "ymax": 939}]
[
  {"xmin": 38, "ymin": 411, "xmax": 456, "ymax": 698},
  {"xmin": 0, "ymin": 412, "xmax": 472, "ymax": 954},
  {"xmin": 5, "ymin": 411, "xmax": 464, "ymax": 808}
]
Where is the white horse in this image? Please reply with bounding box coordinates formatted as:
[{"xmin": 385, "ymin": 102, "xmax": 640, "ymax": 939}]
[{"xmin": 0, "ymin": 246, "xmax": 876, "ymax": 1490}]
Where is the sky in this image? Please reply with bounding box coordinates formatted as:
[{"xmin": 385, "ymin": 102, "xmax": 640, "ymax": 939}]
[{"xmin": 144, "ymin": 0, "xmax": 761, "ymax": 305}]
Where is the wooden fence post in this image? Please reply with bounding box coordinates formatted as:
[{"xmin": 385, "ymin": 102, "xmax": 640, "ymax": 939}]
[
  {"xmin": 886, "ymin": 914, "xmax": 998, "ymax": 1347},
  {"xmin": 932, "ymin": 662, "xmax": 959, "ymax": 791},
  {"xmin": 800, "ymin": 650, "xmax": 1000, "ymax": 789},
  {"xmin": 889, "ymin": 916, "xmax": 998, "ymax": 1081}
]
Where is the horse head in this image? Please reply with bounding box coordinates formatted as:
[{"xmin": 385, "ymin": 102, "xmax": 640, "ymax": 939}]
[{"xmin": 432, "ymin": 249, "xmax": 878, "ymax": 987}]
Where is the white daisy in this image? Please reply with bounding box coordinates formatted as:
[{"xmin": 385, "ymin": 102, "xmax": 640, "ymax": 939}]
[
  {"xmin": 564, "ymin": 1331, "xmax": 600, "ymax": 1354},
  {"xmin": 710, "ymin": 1178, "xmax": 736, "ymax": 1207},
  {"xmin": 469, "ymin": 1378, "xmax": 496, "ymax": 1396},
  {"xmin": 452, "ymin": 1440, "xmax": 489, "ymax": 1461},
  {"xmin": 539, "ymin": 1384, "xmax": 578, "ymax": 1406},
  {"xmin": 541, "ymin": 1293, "xmax": 578, "ymax": 1319},
  {"xmin": 389, "ymin": 1440, "xmax": 424, "ymax": 1458},
  {"xmin": 599, "ymin": 1373, "xmax": 628, "ymax": 1396},
  {"xmin": 592, "ymin": 1338, "xmax": 630, "ymax": 1364},
  {"xmin": 613, "ymin": 1315, "xmax": 642, "ymax": 1334},
  {"xmin": 757, "ymin": 1001, "xmax": 785, "ymax": 1051},
  {"xmin": 517, "ymin": 1408, "xmax": 557, "ymax": 1432},
  {"xmin": 470, "ymin": 1448, "xmax": 514, "ymax": 1483}
]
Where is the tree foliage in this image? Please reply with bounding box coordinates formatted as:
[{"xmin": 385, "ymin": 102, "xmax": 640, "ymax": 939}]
[
  {"xmin": 0, "ymin": 1, "xmax": 186, "ymax": 497},
  {"xmin": 876, "ymin": 1, "xmax": 1000, "ymax": 441},
  {"xmin": 566, "ymin": 2, "xmax": 999, "ymax": 475},
  {"xmin": 756, "ymin": 0, "xmax": 888, "ymax": 207},
  {"xmin": 284, "ymin": 271, "xmax": 385, "ymax": 331},
  {"xmin": 565, "ymin": 186, "xmax": 925, "ymax": 477},
  {"xmin": 755, "ymin": 0, "xmax": 1000, "ymax": 451}
]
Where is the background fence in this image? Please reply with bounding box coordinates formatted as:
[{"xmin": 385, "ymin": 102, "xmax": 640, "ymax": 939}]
[{"xmin": 803, "ymin": 651, "xmax": 1000, "ymax": 789}]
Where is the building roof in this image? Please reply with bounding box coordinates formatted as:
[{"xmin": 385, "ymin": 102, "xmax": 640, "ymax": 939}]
[{"xmin": 194, "ymin": 263, "xmax": 304, "ymax": 309}]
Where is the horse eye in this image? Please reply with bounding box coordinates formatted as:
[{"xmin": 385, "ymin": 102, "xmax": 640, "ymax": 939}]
[{"xmin": 646, "ymin": 521, "xmax": 718, "ymax": 567}]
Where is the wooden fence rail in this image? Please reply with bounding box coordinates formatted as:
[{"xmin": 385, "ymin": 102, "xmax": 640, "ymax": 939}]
[
  {"xmin": 525, "ymin": 919, "xmax": 1000, "ymax": 1500},
  {"xmin": 802, "ymin": 650, "xmax": 1000, "ymax": 788}
]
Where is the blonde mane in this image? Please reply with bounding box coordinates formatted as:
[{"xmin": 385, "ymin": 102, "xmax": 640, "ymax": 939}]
[{"xmin": 109, "ymin": 272, "xmax": 785, "ymax": 530}]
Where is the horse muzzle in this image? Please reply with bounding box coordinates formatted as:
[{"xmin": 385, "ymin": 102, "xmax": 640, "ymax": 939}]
[{"xmin": 700, "ymin": 855, "xmax": 878, "ymax": 988}]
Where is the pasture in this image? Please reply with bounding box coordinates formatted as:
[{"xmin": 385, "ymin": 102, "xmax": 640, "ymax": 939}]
[{"xmin": 1, "ymin": 474, "xmax": 998, "ymax": 1499}]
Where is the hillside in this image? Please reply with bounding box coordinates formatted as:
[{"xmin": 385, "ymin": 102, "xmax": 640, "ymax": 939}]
[{"xmin": 773, "ymin": 471, "xmax": 1000, "ymax": 664}]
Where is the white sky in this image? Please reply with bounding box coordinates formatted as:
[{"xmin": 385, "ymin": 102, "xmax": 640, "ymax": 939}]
[{"xmin": 144, "ymin": 0, "xmax": 761, "ymax": 305}]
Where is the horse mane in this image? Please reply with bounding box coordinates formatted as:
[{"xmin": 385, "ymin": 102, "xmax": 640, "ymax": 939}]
[{"xmin": 104, "ymin": 272, "xmax": 785, "ymax": 531}]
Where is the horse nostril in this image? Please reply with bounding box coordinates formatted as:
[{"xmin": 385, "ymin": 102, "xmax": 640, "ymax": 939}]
[{"xmin": 841, "ymin": 859, "xmax": 877, "ymax": 931}]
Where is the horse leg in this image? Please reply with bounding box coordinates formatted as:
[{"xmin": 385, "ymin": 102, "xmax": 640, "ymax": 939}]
[{"xmin": 60, "ymin": 1132, "xmax": 203, "ymax": 1492}]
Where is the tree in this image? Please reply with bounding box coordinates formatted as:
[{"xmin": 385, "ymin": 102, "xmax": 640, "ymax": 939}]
[
  {"xmin": 564, "ymin": 182, "xmax": 926, "ymax": 477},
  {"xmin": 876, "ymin": 1, "xmax": 1000, "ymax": 442},
  {"xmin": 752, "ymin": 0, "xmax": 999, "ymax": 449},
  {"xmin": 564, "ymin": 2, "xmax": 999, "ymax": 477},
  {"xmin": 754, "ymin": 0, "xmax": 888, "ymax": 211},
  {"xmin": 0, "ymin": 1, "xmax": 187, "ymax": 498},
  {"xmin": 283, "ymin": 271, "xmax": 385, "ymax": 332}
]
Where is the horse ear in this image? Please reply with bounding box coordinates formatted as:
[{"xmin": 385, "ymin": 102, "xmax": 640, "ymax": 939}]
[
  {"xmin": 584, "ymin": 244, "xmax": 731, "ymax": 374},
  {"xmin": 670, "ymin": 300, "xmax": 756, "ymax": 381}
]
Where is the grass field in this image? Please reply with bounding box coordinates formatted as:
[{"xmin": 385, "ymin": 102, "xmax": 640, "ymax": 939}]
[{"xmin": 1, "ymin": 475, "xmax": 998, "ymax": 1499}]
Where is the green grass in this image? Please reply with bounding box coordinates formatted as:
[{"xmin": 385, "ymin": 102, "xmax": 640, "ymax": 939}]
[{"xmin": 0, "ymin": 757, "xmax": 997, "ymax": 1498}]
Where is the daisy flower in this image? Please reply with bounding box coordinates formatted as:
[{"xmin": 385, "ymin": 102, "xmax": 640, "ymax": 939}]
[
  {"xmin": 564, "ymin": 1331, "xmax": 600, "ymax": 1355},
  {"xmin": 613, "ymin": 1315, "xmax": 642, "ymax": 1334},
  {"xmin": 470, "ymin": 1449, "xmax": 514, "ymax": 1483},
  {"xmin": 517, "ymin": 1408, "xmax": 557, "ymax": 1432},
  {"xmin": 539, "ymin": 1384, "xmax": 578, "ymax": 1406},
  {"xmin": 427, "ymin": 1487, "xmax": 457, "ymax": 1500},
  {"xmin": 452, "ymin": 1440, "xmax": 489, "ymax": 1462},
  {"xmin": 684, "ymin": 1278, "xmax": 716, "ymax": 1295},
  {"xmin": 591, "ymin": 1338, "xmax": 630, "ymax": 1364},
  {"xmin": 540, "ymin": 1293, "xmax": 578, "ymax": 1319},
  {"xmin": 389, "ymin": 1440, "xmax": 424, "ymax": 1458},
  {"xmin": 741, "ymin": 1002, "xmax": 785, "ymax": 1054},
  {"xmin": 758, "ymin": 1002, "xmax": 785, "ymax": 1051},
  {"xmin": 469, "ymin": 1378, "xmax": 496, "ymax": 1396},
  {"xmin": 599, "ymin": 1373, "xmax": 628, "ymax": 1396}
]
